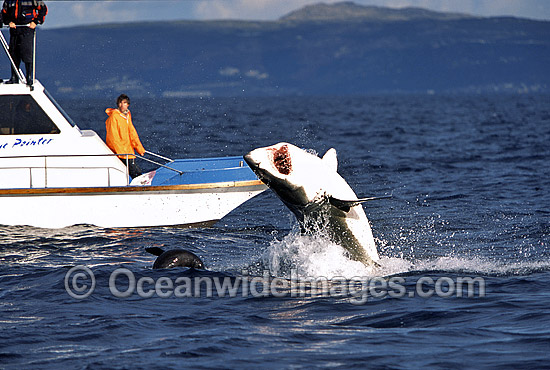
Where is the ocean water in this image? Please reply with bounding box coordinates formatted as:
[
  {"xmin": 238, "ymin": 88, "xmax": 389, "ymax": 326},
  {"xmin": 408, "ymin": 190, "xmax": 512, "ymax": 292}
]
[{"xmin": 1, "ymin": 94, "xmax": 549, "ymax": 369}]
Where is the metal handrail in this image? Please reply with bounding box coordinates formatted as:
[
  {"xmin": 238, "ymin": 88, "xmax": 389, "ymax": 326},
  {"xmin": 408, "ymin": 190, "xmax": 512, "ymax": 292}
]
[
  {"xmin": 0, "ymin": 152, "xmax": 184, "ymax": 175},
  {"xmin": 0, "ymin": 151, "xmax": 185, "ymax": 188},
  {"xmin": 1, "ymin": 26, "xmax": 30, "ymax": 84},
  {"xmin": 0, "ymin": 153, "xmax": 134, "ymax": 159},
  {"xmin": 0, "ymin": 152, "xmax": 133, "ymax": 188},
  {"xmin": 0, "ymin": 165, "xmax": 127, "ymax": 188},
  {"xmin": 145, "ymin": 150, "xmax": 174, "ymax": 162},
  {"xmin": 135, "ymin": 154, "xmax": 183, "ymax": 175}
]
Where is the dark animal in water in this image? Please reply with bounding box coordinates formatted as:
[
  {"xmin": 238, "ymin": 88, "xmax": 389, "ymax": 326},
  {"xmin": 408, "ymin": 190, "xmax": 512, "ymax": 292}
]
[{"xmin": 146, "ymin": 247, "xmax": 205, "ymax": 269}]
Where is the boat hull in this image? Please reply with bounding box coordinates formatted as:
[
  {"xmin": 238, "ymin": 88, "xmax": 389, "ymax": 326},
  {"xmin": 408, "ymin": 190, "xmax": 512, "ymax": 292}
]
[
  {"xmin": 0, "ymin": 180, "xmax": 266, "ymax": 228},
  {"xmin": 0, "ymin": 76, "xmax": 266, "ymax": 228}
]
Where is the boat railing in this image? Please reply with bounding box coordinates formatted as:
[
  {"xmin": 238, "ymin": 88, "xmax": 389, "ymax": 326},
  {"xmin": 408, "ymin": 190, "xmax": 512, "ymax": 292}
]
[
  {"xmin": 0, "ymin": 153, "xmax": 134, "ymax": 188},
  {"xmin": 136, "ymin": 153, "xmax": 183, "ymax": 175},
  {"xmin": 0, "ymin": 26, "xmax": 32, "ymax": 85}
]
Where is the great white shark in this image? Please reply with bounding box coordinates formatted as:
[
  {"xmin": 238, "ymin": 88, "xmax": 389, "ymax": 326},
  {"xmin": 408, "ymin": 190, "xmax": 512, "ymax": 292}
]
[{"xmin": 244, "ymin": 142, "xmax": 389, "ymax": 266}]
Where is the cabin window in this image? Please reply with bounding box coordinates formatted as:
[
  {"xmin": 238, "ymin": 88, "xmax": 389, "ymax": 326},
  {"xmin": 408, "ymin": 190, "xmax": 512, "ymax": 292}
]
[{"xmin": 0, "ymin": 95, "xmax": 60, "ymax": 135}]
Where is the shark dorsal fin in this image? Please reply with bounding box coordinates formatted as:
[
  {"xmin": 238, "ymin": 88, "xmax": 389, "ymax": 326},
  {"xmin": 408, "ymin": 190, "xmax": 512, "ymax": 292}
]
[
  {"xmin": 322, "ymin": 148, "xmax": 338, "ymax": 171},
  {"xmin": 146, "ymin": 247, "xmax": 165, "ymax": 256},
  {"xmin": 329, "ymin": 195, "xmax": 393, "ymax": 212}
]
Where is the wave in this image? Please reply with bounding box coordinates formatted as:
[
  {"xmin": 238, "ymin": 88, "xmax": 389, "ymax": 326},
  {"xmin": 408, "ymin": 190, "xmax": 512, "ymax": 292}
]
[{"xmin": 263, "ymin": 232, "xmax": 550, "ymax": 279}]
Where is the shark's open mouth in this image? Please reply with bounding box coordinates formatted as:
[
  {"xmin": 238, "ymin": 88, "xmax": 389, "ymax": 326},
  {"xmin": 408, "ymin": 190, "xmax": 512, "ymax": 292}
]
[{"xmin": 272, "ymin": 144, "xmax": 292, "ymax": 175}]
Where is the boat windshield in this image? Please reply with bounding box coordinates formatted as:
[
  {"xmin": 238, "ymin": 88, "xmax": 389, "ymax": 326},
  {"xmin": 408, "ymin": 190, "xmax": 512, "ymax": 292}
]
[{"xmin": 0, "ymin": 94, "xmax": 60, "ymax": 135}]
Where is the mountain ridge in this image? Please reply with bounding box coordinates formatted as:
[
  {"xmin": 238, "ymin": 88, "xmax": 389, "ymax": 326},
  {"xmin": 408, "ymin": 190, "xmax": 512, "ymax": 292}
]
[{"xmin": 280, "ymin": 2, "xmax": 475, "ymax": 22}]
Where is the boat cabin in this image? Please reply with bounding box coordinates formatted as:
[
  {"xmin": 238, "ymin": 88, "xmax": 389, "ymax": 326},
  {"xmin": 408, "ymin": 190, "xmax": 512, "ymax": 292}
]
[
  {"xmin": 0, "ymin": 31, "xmax": 266, "ymax": 228},
  {"xmin": 0, "ymin": 81, "xmax": 130, "ymax": 189},
  {"xmin": 0, "ymin": 29, "xmax": 132, "ymax": 189}
]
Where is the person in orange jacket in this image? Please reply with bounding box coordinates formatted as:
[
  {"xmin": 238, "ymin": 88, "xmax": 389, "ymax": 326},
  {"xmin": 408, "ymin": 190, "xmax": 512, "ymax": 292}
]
[{"xmin": 105, "ymin": 94, "xmax": 145, "ymax": 179}]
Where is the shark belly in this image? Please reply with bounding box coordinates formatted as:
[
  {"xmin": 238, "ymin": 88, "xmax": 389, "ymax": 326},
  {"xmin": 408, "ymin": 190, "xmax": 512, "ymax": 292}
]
[{"xmin": 328, "ymin": 205, "xmax": 379, "ymax": 265}]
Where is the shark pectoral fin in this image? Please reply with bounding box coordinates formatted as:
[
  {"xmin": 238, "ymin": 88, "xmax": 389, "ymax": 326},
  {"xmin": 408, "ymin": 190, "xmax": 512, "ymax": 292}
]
[
  {"xmin": 328, "ymin": 197, "xmax": 354, "ymax": 212},
  {"xmin": 329, "ymin": 195, "xmax": 393, "ymax": 212},
  {"xmin": 356, "ymin": 195, "xmax": 393, "ymax": 202},
  {"xmin": 145, "ymin": 247, "xmax": 165, "ymax": 256},
  {"xmin": 322, "ymin": 148, "xmax": 338, "ymax": 171}
]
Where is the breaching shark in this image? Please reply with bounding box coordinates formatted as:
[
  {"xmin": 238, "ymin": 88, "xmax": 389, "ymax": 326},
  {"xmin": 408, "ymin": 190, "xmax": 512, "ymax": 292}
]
[{"xmin": 244, "ymin": 142, "xmax": 389, "ymax": 266}]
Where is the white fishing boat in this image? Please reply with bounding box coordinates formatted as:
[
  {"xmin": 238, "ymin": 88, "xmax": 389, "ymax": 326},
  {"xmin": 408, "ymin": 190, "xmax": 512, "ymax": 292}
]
[{"xmin": 0, "ymin": 32, "xmax": 266, "ymax": 228}]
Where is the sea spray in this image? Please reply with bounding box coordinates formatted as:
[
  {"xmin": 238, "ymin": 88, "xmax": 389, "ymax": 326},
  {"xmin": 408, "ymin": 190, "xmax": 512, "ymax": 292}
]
[{"xmin": 264, "ymin": 231, "xmax": 375, "ymax": 279}]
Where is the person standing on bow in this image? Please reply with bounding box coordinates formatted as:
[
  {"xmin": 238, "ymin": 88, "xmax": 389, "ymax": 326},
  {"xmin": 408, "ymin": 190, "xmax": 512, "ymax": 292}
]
[
  {"xmin": 2, "ymin": 0, "xmax": 48, "ymax": 86},
  {"xmin": 105, "ymin": 94, "xmax": 146, "ymax": 179}
]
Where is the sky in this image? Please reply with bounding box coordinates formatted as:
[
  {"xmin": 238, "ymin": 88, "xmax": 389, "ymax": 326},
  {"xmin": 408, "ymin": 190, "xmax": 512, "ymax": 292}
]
[{"xmin": 42, "ymin": 0, "xmax": 550, "ymax": 29}]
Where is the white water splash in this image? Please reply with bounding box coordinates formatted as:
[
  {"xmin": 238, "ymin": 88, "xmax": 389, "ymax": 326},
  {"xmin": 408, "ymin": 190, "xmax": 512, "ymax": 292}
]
[
  {"xmin": 409, "ymin": 256, "xmax": 550, "ymax": 276},
  {"xmin": 265, "ymin": 233, "xmax": 376, "ymax": 279},
  {"xmin": 264, "ymin": 231, "xmax": 550, "ymax": 279}
]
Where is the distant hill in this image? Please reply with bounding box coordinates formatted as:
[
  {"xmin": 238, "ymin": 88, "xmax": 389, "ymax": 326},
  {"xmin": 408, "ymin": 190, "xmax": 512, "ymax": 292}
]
[
  {"xmin": 281, "ymin": 2, "xmax": 473, "ymax": 21},
  {"xmin": 16, "ymin": 1, "xmax": 550, "ymax": 97}
]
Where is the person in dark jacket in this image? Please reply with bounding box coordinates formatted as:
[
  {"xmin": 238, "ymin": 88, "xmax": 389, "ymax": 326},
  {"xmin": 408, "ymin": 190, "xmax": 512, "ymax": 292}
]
[{"xmin": 2, "ymin": 0, "xmax": 48, "ymax": 86}]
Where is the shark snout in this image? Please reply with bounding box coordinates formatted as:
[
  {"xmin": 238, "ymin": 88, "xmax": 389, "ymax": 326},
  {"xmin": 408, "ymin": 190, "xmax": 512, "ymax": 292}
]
[{"xmin": 243, "ymin": 152, "xmax": 259, "ymax": 169}]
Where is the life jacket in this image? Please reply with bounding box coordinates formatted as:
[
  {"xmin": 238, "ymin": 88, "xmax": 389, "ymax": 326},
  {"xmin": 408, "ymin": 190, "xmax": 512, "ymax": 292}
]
[{"xmin": 2, "ymin": 0, "xmax": 48, "ymax": 25}]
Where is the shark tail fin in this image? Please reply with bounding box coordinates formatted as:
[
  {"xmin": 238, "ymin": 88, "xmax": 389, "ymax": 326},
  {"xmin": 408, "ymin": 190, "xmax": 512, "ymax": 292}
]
[
  {"xmin": 146, "ymin": 247, "xmax": 165, "ymax": 256},
  {"xmin": 329, "ymin": 195, "xmax": 393, "ymax": 212}
]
